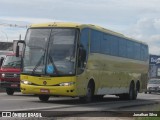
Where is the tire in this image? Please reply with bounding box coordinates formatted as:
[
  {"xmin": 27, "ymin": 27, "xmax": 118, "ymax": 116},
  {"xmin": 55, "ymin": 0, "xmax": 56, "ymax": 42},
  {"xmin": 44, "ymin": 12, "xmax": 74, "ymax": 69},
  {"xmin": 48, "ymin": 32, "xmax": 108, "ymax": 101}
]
[
  {"xmin": 119, "ymin": 83, "xmax": 135, "ymax": 100},
  {"xmin": 133, "ymin": 87, "xmax": 138, "ymax": 100},
  {"xmin": 39, "ymin": 95, "xmax": 50, "ymax": 102},
  {"xmin": 79, "ymin": 83, "xmax": 94, "ymax": 103},
  {"xmin": 6, "ymin": 88, "xmax": 14, "ymax": 95},
  {"xmin": 127, "ymin": 83, "xmax": 135, "ymax": 100}
]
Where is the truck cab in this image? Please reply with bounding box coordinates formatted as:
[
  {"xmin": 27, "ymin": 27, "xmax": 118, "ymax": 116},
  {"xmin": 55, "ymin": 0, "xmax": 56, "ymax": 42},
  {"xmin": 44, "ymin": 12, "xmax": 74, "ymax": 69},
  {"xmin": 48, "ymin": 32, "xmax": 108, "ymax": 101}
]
[{"xmin": 0, "ymin": 53, "xmax": 21, "ymax": 95}]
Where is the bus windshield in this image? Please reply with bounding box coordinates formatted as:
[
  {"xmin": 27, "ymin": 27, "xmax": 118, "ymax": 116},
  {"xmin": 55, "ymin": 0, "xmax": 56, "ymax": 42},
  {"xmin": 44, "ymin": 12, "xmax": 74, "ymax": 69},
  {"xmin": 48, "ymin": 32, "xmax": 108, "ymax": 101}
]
[
  {"xmin": 2, "ymin": 55, "xmax": 21, "ymax": 68},
  {"xmin": 23, "ymin": 28, "xmax": 78, "ymax": 76}
]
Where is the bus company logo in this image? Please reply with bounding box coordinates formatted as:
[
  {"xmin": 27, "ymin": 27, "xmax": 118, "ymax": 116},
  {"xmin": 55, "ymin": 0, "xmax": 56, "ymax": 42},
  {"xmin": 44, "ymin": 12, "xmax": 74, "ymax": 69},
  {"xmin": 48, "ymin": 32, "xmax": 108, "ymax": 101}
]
[
  {"xmin": 2, "ymin": 112, "xmax": 11, "ymax": 117},
  {"xmin": 43, "ymin": 81, "xmax": 47, "ymax": 85},
  {"xmin": 150, "ymin": 57, "xmax": 158, "ymax": 64}
]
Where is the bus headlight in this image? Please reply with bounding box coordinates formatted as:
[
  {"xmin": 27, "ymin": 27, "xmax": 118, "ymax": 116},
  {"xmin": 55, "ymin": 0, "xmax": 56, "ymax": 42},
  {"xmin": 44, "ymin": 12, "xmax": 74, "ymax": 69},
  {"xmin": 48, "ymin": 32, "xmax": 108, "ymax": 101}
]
[
  {"xmin": 21, "ymin": 80, "xmax": 32, "ymax": 85},
  {"xmin": 1, "ymin": 73, "xmax": 5, "ymax": 78},
  {"xmin": 59, "ymin": 82, "xmax": 75, "ymax": 86}
]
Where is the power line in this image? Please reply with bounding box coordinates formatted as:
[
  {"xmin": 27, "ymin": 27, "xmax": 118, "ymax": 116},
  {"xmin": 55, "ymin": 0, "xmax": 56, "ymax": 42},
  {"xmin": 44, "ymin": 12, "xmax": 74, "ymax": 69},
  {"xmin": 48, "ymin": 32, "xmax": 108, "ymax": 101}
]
[{"xmin": 0, "ymin": 22, "xmax": 28, "ymax": 28}]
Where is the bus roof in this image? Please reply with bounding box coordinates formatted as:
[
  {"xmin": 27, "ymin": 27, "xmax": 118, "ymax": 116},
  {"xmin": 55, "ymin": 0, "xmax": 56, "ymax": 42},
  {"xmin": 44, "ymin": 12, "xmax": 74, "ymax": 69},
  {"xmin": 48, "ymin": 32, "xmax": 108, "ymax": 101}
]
[{"xmin": 30, "ymin": 22, "xmax": 147, "ymax": 45}]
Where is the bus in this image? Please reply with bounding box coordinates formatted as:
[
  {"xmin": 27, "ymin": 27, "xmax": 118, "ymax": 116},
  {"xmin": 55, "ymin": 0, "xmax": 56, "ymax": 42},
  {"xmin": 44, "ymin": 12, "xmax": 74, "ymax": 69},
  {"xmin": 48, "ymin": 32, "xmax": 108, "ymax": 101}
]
[{"xmin": 16, "ymin": 22, "xmax": 149, "ymax": 102}]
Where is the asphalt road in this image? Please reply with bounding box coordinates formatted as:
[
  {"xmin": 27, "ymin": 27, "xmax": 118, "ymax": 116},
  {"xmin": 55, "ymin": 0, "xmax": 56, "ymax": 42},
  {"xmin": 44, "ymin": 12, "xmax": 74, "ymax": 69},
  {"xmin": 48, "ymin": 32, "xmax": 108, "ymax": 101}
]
[{"xmin": 0, "ymin": 92, "xmax": 159, "ymax": 118}]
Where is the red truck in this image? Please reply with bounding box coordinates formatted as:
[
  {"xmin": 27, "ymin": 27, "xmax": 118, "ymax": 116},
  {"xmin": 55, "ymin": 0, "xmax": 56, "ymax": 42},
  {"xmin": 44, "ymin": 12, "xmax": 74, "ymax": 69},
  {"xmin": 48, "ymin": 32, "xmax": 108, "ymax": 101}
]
[{"xmin": 0, "ymin": 53, "xmax": 21, "ymax": 95}]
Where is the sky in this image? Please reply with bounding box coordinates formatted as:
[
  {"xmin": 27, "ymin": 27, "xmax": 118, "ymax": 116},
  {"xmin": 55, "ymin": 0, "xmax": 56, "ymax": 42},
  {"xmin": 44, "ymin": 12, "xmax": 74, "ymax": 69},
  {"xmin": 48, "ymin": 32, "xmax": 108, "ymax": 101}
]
[{"xmin": 0, "ymin": 0, "xmax": 160, "ymax": 54}]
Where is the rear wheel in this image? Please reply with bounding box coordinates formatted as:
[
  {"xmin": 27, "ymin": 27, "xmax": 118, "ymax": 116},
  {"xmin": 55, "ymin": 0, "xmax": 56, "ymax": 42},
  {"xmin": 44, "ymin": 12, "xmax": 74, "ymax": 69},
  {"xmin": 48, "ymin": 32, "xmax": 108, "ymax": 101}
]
[
  {"xmin": 39, "ymin": 95, "xmax": 50, "ymax": 102},
  {"xmin": 119, "ymin": 82, "xmax": 135, "ymax": 100},
  {"xmin": 133, "ymin": 87, "xmax": 138, "ymax": 100},
  {"xmin": 127, "ymin": 83, "xmax": 135, "ymax": 100},
  {"xmin": 6, "ymin": 88, "xmax": 14, "ymax": 95}
]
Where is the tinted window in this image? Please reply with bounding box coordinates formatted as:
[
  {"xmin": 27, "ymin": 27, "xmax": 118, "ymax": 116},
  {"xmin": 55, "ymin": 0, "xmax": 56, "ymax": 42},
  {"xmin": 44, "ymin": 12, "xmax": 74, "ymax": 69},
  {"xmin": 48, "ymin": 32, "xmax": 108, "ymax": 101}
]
[
  {"xmin": 119, "ymin": 38, "xmax": 127, "ymax": 57},
  {"xmin": 110, "ymin": 35, "xmax": 118, "ymax": 56},
  {"xmin": 127, "ymin": 41, "xmax": 134, "ymax": 59},
  {"xmin": 134, "ymin": 42, "xmax": 141, "ymax": 60},
  {"xmin": 90, "ymin": 30, "xmax": 102, "ymax": 53},
  {"xmin": 101, "ymin": 34, "xmax": 111, "ymax": 54}
]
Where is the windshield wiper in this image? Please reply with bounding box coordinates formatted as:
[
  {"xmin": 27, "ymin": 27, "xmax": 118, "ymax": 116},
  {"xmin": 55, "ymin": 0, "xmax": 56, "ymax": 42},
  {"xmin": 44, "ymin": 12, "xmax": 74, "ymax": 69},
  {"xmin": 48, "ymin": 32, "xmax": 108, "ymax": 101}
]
[{"xmin": 32, "ymin": 55, "xmax": 44, "ymax": 75}]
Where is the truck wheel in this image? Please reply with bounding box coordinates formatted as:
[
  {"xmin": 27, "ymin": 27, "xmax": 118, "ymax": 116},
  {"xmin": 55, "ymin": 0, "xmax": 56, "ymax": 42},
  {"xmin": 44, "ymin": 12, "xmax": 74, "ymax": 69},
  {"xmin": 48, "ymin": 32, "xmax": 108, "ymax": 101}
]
[
  {"xmin": 39, "ymin": 95, "xmax": 50, "ymax": 102},
  {"xmin": 6, "ymin": 88, "xmax": 14, "ymax": 95}
]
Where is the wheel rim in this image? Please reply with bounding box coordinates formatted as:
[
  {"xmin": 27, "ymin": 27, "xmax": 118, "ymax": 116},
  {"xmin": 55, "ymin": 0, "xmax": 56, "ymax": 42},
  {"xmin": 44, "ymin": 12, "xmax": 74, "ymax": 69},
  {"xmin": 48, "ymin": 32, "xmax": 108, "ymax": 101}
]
[{"xmin": 86, "ymin": 84, "xmax": 93, "ymax": 102}]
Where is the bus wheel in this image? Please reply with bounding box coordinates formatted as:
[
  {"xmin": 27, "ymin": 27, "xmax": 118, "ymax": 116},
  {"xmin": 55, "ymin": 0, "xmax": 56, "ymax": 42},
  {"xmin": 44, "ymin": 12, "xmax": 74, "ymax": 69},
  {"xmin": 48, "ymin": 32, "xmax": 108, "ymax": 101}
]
[
  {"xmin": 127, "ymin": 83, "xmax": 135, "ymax": 100},
  {"xmin": 6, "ymin": 88, "xmax": 14, "ymax": 95},
  {"xmin": 79, "ymin": 83, "xmax": 94, "ymax": 103},
  {"xmin": 119, "ymin": 83, "xmax": 135, "ymax": 100},
  {"xmin": 133, "ymin": 87, "xmax": 138, "ymax": 100},
  {"xmin": 39, "ymin": 95, "xmax": 50, "ymax": 102}
]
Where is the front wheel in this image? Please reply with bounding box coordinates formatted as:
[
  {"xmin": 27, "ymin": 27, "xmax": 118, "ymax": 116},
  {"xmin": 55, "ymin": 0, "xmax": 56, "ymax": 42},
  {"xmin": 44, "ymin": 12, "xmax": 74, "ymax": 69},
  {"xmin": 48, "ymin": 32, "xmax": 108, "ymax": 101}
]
[
  {"xmin": 6, "ymin": 88, "xmax": 14, "ymax": 95},
  {"xmin": 39, "ymin": 95, "xmax": 50, "ymax": 102},
  {"xmin": 79, "ymin": 83, "xmax": 94, "ymax": 103}
]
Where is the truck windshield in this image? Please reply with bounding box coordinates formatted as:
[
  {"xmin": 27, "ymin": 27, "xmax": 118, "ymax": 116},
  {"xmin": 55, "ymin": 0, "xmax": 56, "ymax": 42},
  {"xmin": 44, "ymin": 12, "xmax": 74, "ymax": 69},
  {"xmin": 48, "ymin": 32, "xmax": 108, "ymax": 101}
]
[
  {"xmin": 2, "ymin": 55, "xmax": 21, "ymax": 68},
  {"xmin": 23, "ymin": 28, "xmax": 78, "ymax": 76}
]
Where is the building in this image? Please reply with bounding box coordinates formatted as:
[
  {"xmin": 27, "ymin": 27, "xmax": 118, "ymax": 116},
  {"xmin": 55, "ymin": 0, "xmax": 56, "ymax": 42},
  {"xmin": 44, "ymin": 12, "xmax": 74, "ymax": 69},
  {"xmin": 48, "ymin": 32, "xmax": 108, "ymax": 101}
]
[
  {"xmin": 0, "ymin": 42, "xmax": 13, "ymax": 51},
  {"xmin": 149, "ymin": 54, "xmax": 160, "ymax": 78}
]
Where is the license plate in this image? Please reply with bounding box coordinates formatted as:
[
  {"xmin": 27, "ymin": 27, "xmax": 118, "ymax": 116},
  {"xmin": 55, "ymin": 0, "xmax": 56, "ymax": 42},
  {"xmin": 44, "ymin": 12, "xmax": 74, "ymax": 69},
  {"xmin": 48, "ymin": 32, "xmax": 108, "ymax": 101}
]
[
  {"xmin": 11, "ymin": 84, "xmax": 18, "ymax": 87},
  {"xmin": 40, "ymin": 89, "xmax": 50, "ymax": 93}
]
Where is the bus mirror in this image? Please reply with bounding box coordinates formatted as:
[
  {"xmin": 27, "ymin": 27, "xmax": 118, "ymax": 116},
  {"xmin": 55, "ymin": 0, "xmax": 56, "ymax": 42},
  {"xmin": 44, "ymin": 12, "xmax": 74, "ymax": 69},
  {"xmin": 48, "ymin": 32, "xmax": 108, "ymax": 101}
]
[
  {"xmin": 0, "ymin": 57, "xmax": 4, "ymax": 66},
  {"xmin": 16, "ymin": 45, "xmax": 19, "ymax": 57},
  {"xmin": 16, "ymin": 40, "xmax": 25, "ymax": 57}
]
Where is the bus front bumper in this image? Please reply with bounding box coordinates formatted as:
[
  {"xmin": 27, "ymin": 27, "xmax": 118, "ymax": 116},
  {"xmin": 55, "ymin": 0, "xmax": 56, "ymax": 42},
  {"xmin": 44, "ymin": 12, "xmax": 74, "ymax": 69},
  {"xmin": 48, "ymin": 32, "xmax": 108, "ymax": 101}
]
[{"xmin": 20, "ymin": 84, "xmax": 77, "ymax": 97}]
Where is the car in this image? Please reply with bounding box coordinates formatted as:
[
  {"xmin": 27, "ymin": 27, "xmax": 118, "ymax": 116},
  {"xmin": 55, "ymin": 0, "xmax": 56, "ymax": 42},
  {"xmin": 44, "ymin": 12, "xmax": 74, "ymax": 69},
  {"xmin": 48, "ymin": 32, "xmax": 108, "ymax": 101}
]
[
  {"xmin": 0, "ymin": 53, "xmax": 21, "ymax": 95},
  {"xmin": 145, "ymin": 78, "xmax": 160, "ymax": 94}
]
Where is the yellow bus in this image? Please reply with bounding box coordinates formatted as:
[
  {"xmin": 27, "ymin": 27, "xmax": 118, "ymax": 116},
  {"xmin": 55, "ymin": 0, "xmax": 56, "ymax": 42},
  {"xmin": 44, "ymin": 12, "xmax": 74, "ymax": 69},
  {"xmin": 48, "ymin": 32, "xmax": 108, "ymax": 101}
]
[{"xmin": 16, "ymin": 22, "xmax": 149, "ymax": 102}]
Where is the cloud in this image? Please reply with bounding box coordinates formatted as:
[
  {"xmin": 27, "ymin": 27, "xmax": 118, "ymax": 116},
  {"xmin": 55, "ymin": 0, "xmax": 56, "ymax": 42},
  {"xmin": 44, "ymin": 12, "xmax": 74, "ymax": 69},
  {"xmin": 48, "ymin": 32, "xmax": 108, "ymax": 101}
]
[
  {"xmin": 124, "ymin": 18, "xmax": 160, "ymax": 55},
  {"xmin": 1, "ymin": 0, "xmax": 160, "ymax": 55}
]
